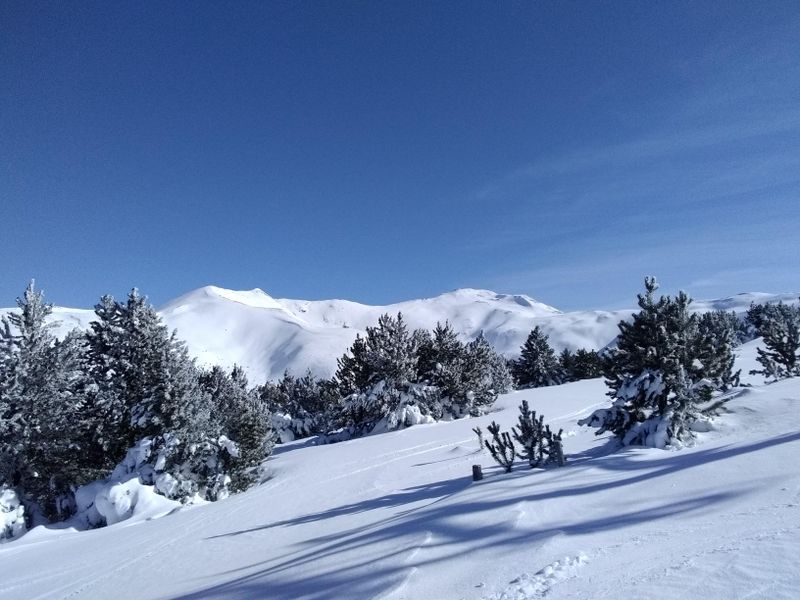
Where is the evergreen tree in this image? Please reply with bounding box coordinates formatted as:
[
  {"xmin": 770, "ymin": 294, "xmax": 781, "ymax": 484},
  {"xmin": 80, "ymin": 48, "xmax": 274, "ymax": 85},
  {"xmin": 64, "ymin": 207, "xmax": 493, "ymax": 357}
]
[
  {"xmin": 363, "ymin": 312, "xmax": 418, "ymax": 386},
  {"xmin": 694, "ymin": 311, "xmax": 740, "ymax": 389},
  {"xmin": 0, "ymin": 282, "xmax": 89, "ymax": 521},
  {"xmin": 512, "ymin": 326, "xmax": 561, "ymax": 388},
  {"xmin": 750, "ymin": 302, "xmax": 800, "ymax": 380},
  {"xmin": 571, "ymin": 348, "xmax": 603, "ymax": 380},
  {"xmin": 462, "ymin": 332, "xmax": 511, "ymax": 414},
  {"xmin": 559, "ymin": 349, "xmax": 575, "ymax": 382},
  {"xmin": 200, "ymin": 366, "xmax": 273, "ymax": 492},
  {"xmin": 83, "ymin": 294, "xmax": 129, "ymax": 470},
  {"xmin": 579, "ymin": 277, "xmax": 737, "ymax": 448},
  {"xmin": 511, "ymin": 400, "xmax": 565, "ymax": 468},
  {"xmin": 334, "ymin": 333, "xmax": 371, "ymax": 396},
  {"xmin": 484, "ymin": 421, "xmax": 515, "ymax": 473}
]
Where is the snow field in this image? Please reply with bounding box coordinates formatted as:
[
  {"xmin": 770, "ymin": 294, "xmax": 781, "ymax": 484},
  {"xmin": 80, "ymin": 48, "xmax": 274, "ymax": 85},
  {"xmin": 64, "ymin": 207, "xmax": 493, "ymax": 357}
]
[{"xmin": 1, "ymin": 340, "xmax": 798, "ymax": 598}]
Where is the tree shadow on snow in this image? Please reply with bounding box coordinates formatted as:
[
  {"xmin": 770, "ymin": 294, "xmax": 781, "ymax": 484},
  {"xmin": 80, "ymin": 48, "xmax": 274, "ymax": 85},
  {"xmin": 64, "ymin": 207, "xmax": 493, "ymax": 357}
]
[{"xmin": 176, "ymin": 431, "xmax": 800, "ymax": 600}]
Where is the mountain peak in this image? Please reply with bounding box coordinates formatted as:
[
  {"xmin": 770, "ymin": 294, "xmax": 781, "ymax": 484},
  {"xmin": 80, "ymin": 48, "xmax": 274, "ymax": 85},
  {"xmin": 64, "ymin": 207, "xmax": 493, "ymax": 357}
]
[
  {"xmin": 433, "ymin": 288, "xmax": 561, "ymax": 314},
  {"xmin": 164, "ymin": 285, "xmax": 284, "ymax": 312}
]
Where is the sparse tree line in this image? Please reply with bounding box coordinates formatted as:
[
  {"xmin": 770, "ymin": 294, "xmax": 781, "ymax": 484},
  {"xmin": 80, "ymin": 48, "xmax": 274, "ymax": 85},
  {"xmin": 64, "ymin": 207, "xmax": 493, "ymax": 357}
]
[
  {"xmin": 0, "ymin": 284, "xmax": 511, "ymax": 538},
  {"xmin": 580, "ymin": 278, "xmax": 800, "ymax": 449},
  {"xmin": 479, "ymin": 278, "xmax": 799, "ymax": 474},
  {"xmin": 2, "ymin": 277, "xmax": 797, "ymax": 539}
]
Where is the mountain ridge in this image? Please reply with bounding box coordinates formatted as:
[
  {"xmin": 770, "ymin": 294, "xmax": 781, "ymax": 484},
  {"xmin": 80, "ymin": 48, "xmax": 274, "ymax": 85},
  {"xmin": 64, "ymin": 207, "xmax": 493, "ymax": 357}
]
[{"xmin": 2, "ymin": 286, "xmax": 797, "ymax": 383}]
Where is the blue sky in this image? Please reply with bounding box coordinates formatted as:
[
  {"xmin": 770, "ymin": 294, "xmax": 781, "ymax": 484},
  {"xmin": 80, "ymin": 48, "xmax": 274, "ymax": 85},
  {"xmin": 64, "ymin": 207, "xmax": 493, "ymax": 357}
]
[{"xmin": 2, "ymin": 1, "xmax": 798, "ymax": 311}]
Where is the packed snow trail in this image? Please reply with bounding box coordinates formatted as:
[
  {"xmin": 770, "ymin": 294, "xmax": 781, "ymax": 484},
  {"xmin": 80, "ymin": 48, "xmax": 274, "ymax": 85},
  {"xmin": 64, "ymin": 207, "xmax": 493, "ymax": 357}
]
[{"xmin": 1, "ymin": 342, "xmax": 799, "ymax": 599}]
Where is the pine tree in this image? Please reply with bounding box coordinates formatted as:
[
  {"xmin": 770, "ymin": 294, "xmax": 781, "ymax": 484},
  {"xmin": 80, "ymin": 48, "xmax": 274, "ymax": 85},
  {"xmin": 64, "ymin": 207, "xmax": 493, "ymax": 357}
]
[
  {"xmin": 461, "ymin": 332, "xmax": 510, "ymax": 414},
  {"xmin": 0, "ymin": 282, "xmax": 89, "ymax": 521},
  {"xmin": 334, "ymin": 333, "xmax": 371, "ymax": 396},
  {"xmin": 363, "ymin": 313, "xmax": 418, "ymax": 386},
  {"xmin": 559, "ymin": 349, "xmax": 576, "ymax": 382},
  {"xmin": 200, "ymin": 366, "xmax": 273, "ymax": 493},
  {"xmin": 571, "ymin": 349, "xmax": 603, "ymax": 380},
  {"xmin": 511, "ymin": 400, "xmax": 565, "ymax": 468},
  {"xmin": 512, "ymin": 326, "xmax": 561, "ymax": 388},
  {"xmin": 484, "ymin": 421, "xmax": 515, "ymax": 473},
  {"xmin": 83, "ymin": 294, "xmax": 129, "ymax": 471},
  {"xmin": 750, "ymin": 302, "xmax": 800, "ymax": 380},
  {"xmin": 694, "ymin": 311, "xmax": 740, "ymax": 389},
  {"xmin": 579, "ymin": 277, "xmax": 737, "ymax": 448}
]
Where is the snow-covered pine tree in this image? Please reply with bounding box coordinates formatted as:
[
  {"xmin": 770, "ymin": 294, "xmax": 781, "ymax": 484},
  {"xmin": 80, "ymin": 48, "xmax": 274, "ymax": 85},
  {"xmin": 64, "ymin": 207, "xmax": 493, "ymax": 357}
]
[
  {"xmin": 461, "ymin": 332, "xmax": 510, "ymax": 415},
  {"xmin": 92, "ymin": 289, "xmax": 249, "ymax": 503},
  {"xmin": 421, "ymin": 322, "xmax": 464, "ymax": 391},
  {"xmin": 83, "ymin": 294, "xmax": 130, "ymax": 472},
  {"xmin": 579, "ymin": 277, "xmax": 736, "ymax": 448},
  {"xmin": 512, "ymin": 326, "xmax": 561, "ymax": 388},
  {"xmin": 750, "ymin": 301, "xmax": 800, "ymax": 380},
  {"xmin": 261, "ymin": 370, "xmax": 335, "ymax": 440},
  {"xmin": 694, "ymin": 311, "xmax": 740, "ymax": 390},
  {"xmin": 335, "ymin": 313, "xmax": 435, "ymax": 435},
  {"xmin": 363, "ymin": 312, "xmax": 419, "ymax": 386},
  {"xmin": 0, "ymin": 282, "xmax": 90, "ymax": 522},
  {"xmin": 200, "ymin": 365, "xmax": 273, "ymax": 493}
]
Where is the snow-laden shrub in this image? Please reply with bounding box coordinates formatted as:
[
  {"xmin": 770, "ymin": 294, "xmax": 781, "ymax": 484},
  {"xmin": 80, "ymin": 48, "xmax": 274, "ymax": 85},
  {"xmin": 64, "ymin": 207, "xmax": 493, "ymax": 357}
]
[
  {"xmin": 0, "ymin": 485, "xmax": 26, "ymax": 542},
  {"xmin": 111, "ymin": 435, "xmax": 234, "ymax": 503},
  {"xmin": 271, "ymin": 412, "xmax": 318, "ymax": 443},
  {"xmin": 337, "ymin": 381, "xmax": 436, "ymax": 436}
]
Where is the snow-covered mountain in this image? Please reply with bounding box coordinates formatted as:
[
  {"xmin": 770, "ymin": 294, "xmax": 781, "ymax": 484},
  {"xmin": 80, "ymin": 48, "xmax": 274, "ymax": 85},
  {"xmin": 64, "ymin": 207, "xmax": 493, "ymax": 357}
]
[{"xmin": 2, "ymin": 286, "xmax": 797, "ymax": 383}]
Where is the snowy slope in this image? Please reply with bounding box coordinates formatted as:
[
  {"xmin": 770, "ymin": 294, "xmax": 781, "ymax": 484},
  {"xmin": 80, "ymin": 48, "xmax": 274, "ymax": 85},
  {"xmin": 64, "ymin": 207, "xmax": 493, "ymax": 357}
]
[
  {"xmin": 1, "ymin": 341, "xmax": 799, "ymax": 599},
  {"xmin": 2, "ymin": 287, "xmax": 797, "ymax": 383}
]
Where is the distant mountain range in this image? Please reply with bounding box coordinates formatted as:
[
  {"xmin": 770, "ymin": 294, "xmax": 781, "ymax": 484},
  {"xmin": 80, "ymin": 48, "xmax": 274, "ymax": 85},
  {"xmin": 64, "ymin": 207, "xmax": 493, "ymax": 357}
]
[{"xmin": 2, "ymin": 286, "xmax": 797, "ymax": 383}]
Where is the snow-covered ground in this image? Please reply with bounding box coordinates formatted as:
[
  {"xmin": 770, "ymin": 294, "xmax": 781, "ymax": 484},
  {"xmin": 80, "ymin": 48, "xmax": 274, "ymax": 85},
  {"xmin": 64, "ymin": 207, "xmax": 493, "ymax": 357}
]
[
  {"xmin": 2, "ymin": 340, "xmax": 798, "ymax": 599},
  {"xmin": 3, "ymin": 286, "xmax": 796, "ymax": 382}
]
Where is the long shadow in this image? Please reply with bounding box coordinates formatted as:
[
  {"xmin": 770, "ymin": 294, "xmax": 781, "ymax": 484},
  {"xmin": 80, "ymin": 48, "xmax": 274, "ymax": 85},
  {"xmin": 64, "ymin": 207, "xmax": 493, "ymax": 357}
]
[
  {"xmin": 206, "ymin": 477, "xmax": 472, "ymax": 539},
  {"xmin": 179, "ymin": 430, "xmax": 800, "ymax": 600},
  {"xmin": 177, "ymin": 490, "xmax": 739, "ymax": 600}
]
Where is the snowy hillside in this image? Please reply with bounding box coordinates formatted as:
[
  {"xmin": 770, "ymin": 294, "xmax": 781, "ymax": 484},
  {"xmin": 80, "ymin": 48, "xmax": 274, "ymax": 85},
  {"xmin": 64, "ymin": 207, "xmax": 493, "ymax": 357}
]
[
  {"xmin": 2, "ymin": 340, "xmax": 798, "ymax": 599},
  {"xmin": 2, "ymin": 286, "xmax": 797, "ymax": 382}
]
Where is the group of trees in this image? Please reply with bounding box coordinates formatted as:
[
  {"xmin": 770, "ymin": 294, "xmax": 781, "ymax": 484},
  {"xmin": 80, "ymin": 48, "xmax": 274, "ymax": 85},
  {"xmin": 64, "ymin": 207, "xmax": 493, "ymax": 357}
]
[
  {"xmin": 253, "ymin": 316, "xmax": 514, "ymax": 441},
  {"xmin": 0, "ymin": 283, "xmax": 273, "ymax": 534},
  {"xmin": 3, "ymin": 276, "xmax": 797, "ymax": 537},
  {"xmin": 330, "ymin": 315, "xmax": 512, "ymax": 436},
  {"xmin": 510, "ymin": 326, "xmax": 602, "ymax": 388},
  {"xmin": 0, "ymin": 288, "xmax": 516, "ymax": 535},
  {"xmin": 747, "ymin": 301, "xmax": 800, "ymax": 380}
]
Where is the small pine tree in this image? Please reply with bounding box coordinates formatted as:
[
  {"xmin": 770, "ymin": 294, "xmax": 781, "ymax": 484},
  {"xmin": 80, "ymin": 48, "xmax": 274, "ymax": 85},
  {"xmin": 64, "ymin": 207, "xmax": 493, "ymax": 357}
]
[
  {"xmin": 512, "ymin": 326, "xmax": 561, "ymax": 388},
  {"xmin": 511, "ymin": 400, "xmax": 564, "ymax": 468},
  {"xmin": 484, "ymin": 421, "xmax": 515, "ymax": 472}
]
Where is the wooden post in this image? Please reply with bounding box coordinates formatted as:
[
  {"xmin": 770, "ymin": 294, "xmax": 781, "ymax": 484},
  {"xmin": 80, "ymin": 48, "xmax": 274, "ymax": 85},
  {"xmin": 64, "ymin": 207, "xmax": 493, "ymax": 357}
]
[{"xmin": 472, "ymin": 464, "xmax": 483, "ymax": 481}]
